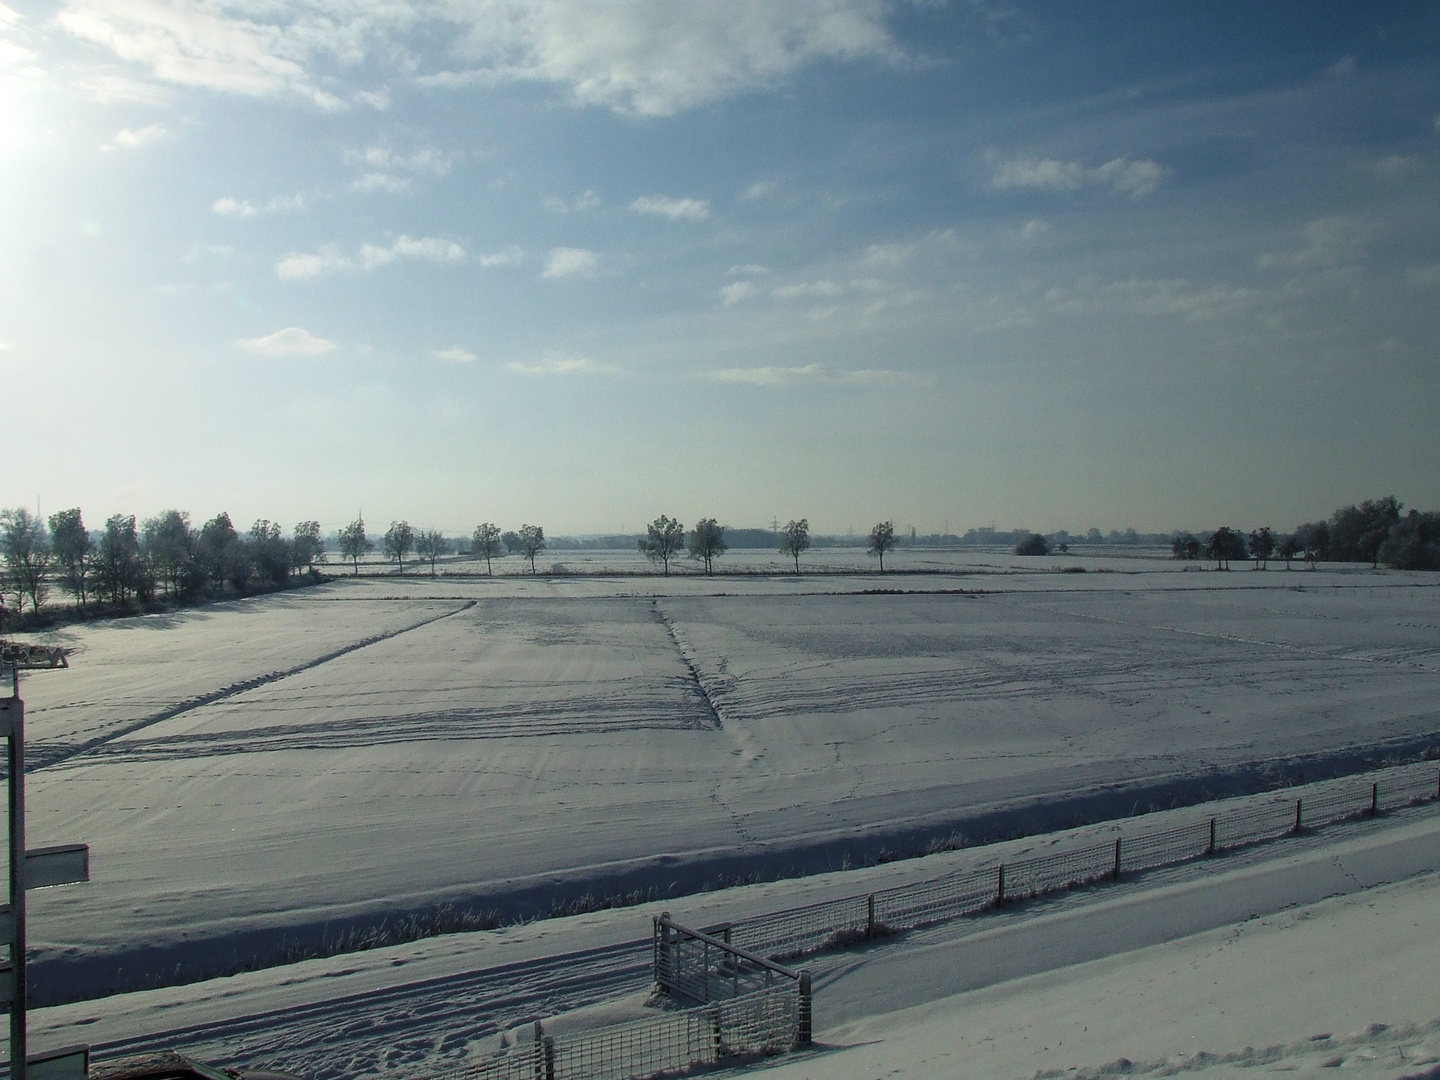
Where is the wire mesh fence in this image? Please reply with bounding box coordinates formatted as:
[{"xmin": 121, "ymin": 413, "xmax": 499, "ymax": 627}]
[
  {"xmin": 431, "ymin": 985, "xmax": 804, "ymax": 1080},
  {"xmin": 717, "ymin": 760, "xmax": 1440, "ymax": 965}
]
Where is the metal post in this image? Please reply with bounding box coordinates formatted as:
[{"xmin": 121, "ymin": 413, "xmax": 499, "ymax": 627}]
[
  {"xmin": 996, "ymin": 864, "xmax": 1005, "ymax": 905},
  {"xmin": 796, "ymin": 972, "xmax": 812, "ymax": 1047},
  {"xmin": 531, "ymin": 1021, "xmax": 544, "ymax": 1080},
  {"xmin": 866, "ymin": 894, "xmax": 876, "ymax": 938},
  {"xmin": 1294, "ymin": 798, "xmax": 1302, "ymax": 834},
  {"xmin": 7, "ymin": 694, "xmax": 27, "ymax": 1080},
  {"xmin": 1112, "ymin": 837, "xmax": 1122, "ymax": 879},
  {"xmin": 1208, "ymin": 817, "xmax": 1216, "ymax": 855},
  {"xmin": 1371, "ymin": 783, "xmax": 1378, "ymax": 816}
]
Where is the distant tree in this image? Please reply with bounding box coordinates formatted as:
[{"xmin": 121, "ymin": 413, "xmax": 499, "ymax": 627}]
[
  {"xmin": 338, "ymin": 517, "xmax": 373, "ymax": 576},
  {"xmin": 639, "ymin": 515, "xmax": 685, "ymax": 576},
  {"xmin": 471, "ymin": 522, "xmax": 502, "ymax": 575},
  {"xmin": 1171, "ymin": 532, "xmax": 1201, "ymax": 560},
  {"xmin": 292, "ymin": 521, "xmax": 325, "ymax": 573},
  {"xmin": 415, "ymin": 529, "xmax": 449, "ymax": 577},
  {"xmin": 1085, "ymin": 528, "xmax": 1104, "ymax": 544},
  {"xmin": 1295, "ymin": 521, "xmax": 1330, "ymax": 569},
  {"xmin": 1329, "ymin": 497, "xmax": 1402, "ymax": 564},
  {"xmin": 1204, "ymin": 526, "xmax": 1245, "ymax": 570},
  {"xmin": 142, "ymin": 510, "xmax": 196, "ymax": 597},
  {"xmin": 1380, "ymin": 510, "xmax": 1440, "ymax": 571},
  {"xmin": 251, "ymin": 520, "xmax": 293, "ymax": 586},
  {"xmin": 93, "ymin": 514, "xmax": 142, "ymax": 605},
  {"xmin": 1275, "ymin": 533, "xmax": 1301, "ymax": 570},
  {"xmin": 48, "ymin": 507, "xmax": 93, "ymax": 609},
  {"xmin": 517, "ymin": 524, "xmax": 545, "ymax": 573},
  {"xmin": 198, "ymin": 513, "xmax": 250, "ymax": 591},
  {"xmin": 502, "ymin": 530, "xmax": 521, "ymax": 555},
  {"xmin": 384, "ymin": 520, "xmax": 415, "ymax": 573},
  {"xmin": 779, "ymin": 519, "xmax": 810, "ymax": 574},
  {"xmin": 867, "ymin": 521, "xmax": 897, "ymax": 572},
  {"xmin": 1015, "ymin": 532, "xmax": 1049, "ymax": 557},
  {"xmin": 0, "ymin": 508, "xmax": 52, "ymax": 614},
  {"xmin": 688, "ymin": 518, "xmax": 727, "ymax": 574},
  {"xmin": 1248, "ymin": 527, "xmax": 1276, "ymax": 570}
]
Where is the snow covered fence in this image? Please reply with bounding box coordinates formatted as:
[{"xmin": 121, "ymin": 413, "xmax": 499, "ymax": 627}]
[
  {"xmin": 715, "ymin": 761, "xmax": 1440, "ymax": 962},
  {"xmin": 437, "ymin": 985, "xmax": 805, "ymax": 1080}
]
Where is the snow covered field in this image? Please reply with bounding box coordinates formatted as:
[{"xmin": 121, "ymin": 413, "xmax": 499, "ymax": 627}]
[{"xmin": 10, "ymin": 558, "xmax": 1440, "ymax": 1013}]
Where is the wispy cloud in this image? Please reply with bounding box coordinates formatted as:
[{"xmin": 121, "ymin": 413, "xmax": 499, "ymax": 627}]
[
  {"xmin": 477, "ymin": 245, "xmax": 523, "ymax": 267},
  {"xmin": 1257, "ymin": 216, "xmax": 1374, "ymax": 271},
  {"xmin": 542, "ymin": 247, "xmax": 598, "ymax": 278},
  {"xmin": 433, "ymin": 347, "xmax": 476, "ymax": 363},
  {"xmin": 704, "ymin": 363, "xmax": 918, "ymax": 387},
  {"xmin": 544, "ymin": 189, "xmax": 601, "ymax": 213},
  {"xmin": 630, "ymin": 194, "xmax": 710, "ymax": 220},
  {"xmin": 719, "ymin": 280, "xmax": 757, "ymax": 305},
  {"xmin": 506, "ymin": 356, "xmax": 617, "ymax": 375},
  {"xmin": 276, "ymin": 236, "xmax": 468, "ymax": 280},
  {"xmin": 236, "ymin": 327, "xmax": 336, "ymax": 356},
  {"xmin": 351, "ymin": 172, "xmax": 409, "ymax": 193},
  {"xmin": 741, "ymin": 179, "xmax": 776, "ymax": 201},
  {"xmin": 771, "ymin": 280, "xmax": 845, "ymax": 300},
  {"xmin": 213, "ymin": 192, "xmax": 306, "ymax": 217},
  {"xmin": 74, "ymin": 73, "xmax": 168, "ymax": 105},
  {"xmin": 989, "ymin": 153, "xmax": 1166, "ymax": 198},
  {"xmin": 101, "ymin": 123, "xmax": 166, "ymax": 150}
]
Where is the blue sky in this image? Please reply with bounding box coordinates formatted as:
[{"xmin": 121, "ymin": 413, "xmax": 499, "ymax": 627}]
[{"xmin": 1, "ymin": 1, "xmax": 1437, "ymax": 537}]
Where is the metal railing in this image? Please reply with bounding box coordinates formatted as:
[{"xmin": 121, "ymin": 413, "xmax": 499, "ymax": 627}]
[
  {"xmin": 718, "ymin": 761, "xmax": 1440, "ymax": 963},
  {"xmin": 437, "ymin": 983, "xmax": 806, "ymax": 1080}
]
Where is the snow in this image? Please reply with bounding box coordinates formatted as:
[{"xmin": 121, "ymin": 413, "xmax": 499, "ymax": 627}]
[{"xmin": 11, "ymin": 562, "xmax": 1440, "ymax": 1007}]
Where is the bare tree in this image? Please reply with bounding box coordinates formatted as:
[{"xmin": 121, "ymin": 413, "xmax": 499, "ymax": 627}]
[
  {"xmin": 415, "ymin": 529, "xmax": 449, "ymax": 576},
  {"xmin": 867, "ymin": 521, "xmax": 897, "ymax": 572},
  {"xmin": 1248, "ymin": 527, "xmax": 1275, "ymax": 570},
  {"xmin": 518, "ymin": 524, "xmax": 545, "ymax": 573},
  {"xmin": 338, "ymin": 517, "xmax": 373, "ymax": 576},
  {"xmin": 1204, "ymin": 526, "xmax": 1245, "ymax": 570},
  {"xmin": 93, "ymin": 514, "xmax": 142, "ymax": 605},
  {"xmin": 0, "ymin": 508, "xmax": 52, "ymax": 614},
  {"xmin": 48, "ymin": 507, "xmax": 92, "ymax": 609},
  {"xmin": 384, "ymin": 521, "xmax": 415, "ymax": 573},
  {"xmin": 293, "ymin": 520, "xmax": 325, "ymax": 573},
  {"xmin": 472, "ymin": 522, "xmax": 502, "ymax": 575},
  {"xmin": 688, "ymin": 518, "xmax": 726, "ymax": 574},
  {"xmin": 142, "ymin": 510, "xmax": 196, "ymax": 597},
  {"xmin": 1276, "ymin": 533, "xmax": 1301, "ymax": 570},
  {"xmin": 779, "ymin": 518, "xmax": 810, "ymax": 574},
  {"xmin": 1171, "ymin": 532, "xmax": 1201, "ymax": 560},
  {"xmin": 639, "ymin": 515, "xmax": 685, "ymax": 576}
]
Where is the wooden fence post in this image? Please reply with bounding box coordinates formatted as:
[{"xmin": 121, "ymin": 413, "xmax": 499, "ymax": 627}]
[
  {"xmin": 866, "ymin": 894, "xmax": 876, "ymax": 938},
  {"xmin": 797, "ymin": 972, "xmax": 813, "ymax": 1046},
  {"xmin": 996, "ymin": 863, "xmax": 1005, "ymax": 905},
  {"xmin": 1112, "ymin": 837, "xmax": 1122, "ymax": 879},
  {"xmin": 532, "ymin": 1021, "xmax": 545, "ymax": 1080},
  {"xmin": 1371, "ymin": 782, "xmax": 1378, "ymax": 816},
  {"xmin": 1208, "ymin": 817, "xmax": 1216, "ymax": 855},
  {"xmin": 1294, "ymin": 798, "xmax": 1302, "ymax": 834}
]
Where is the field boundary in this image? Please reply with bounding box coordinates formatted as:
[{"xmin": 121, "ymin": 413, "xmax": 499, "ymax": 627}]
[{"xmin": 703, "ymin": 760, "xmax": 1440, "ymax": 963}]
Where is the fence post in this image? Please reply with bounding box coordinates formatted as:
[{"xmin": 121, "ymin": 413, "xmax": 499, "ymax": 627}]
[
  {"xmin": 1208, "ymin": 817, "xmax": 1216, "ymax": 855},
  {"xmin": 532, "ymin": 1021, "xmax": 545, "ymax": 1080},
  {"xmin": 543, "ymin": 1035, "xmax": 556, "ymax": 1080},
  {"xmin": 1112, "ymin": 837, "xmax": 1122, "ymax": 879},
  {"xmin": 866, "ymin": 894, "xmax": 876, "ymax": 938},
  {"xmin": 711, "ymin": 1005, "xmax": 723, "ymax": 1062},
  {"xmin": 1294, "ymin": 798, "xmax": 1302, "ymax": 834},
  {"xmin": 797, "ymin": 972, "xmax": 812, "ymax": 1047},
  {"xmin": 1371, "ymin": 782, "xmax": 1379, "ymax": 816},
  {"xmin": 996, "ymin": 863, "xmax": 1005, "ymax": 905}
]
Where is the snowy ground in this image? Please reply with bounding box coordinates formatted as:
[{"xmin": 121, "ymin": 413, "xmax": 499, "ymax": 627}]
[{"xmin": 10, "ymin": 558, "xmax": 1440, "ymax": 1006}]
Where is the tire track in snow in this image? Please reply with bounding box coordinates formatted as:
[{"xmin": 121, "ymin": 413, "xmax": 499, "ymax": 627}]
[
  {"xmin": 651, "ymin": 600, "xmax": 723, "ymax": 729},
  {"xmin": 29, "ymin": 601, "xmax": 477, "ymax": 771}
]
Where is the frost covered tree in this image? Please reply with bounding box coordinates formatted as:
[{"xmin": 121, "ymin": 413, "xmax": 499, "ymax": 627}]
[
  {"xmin": 1015, "ymin": 532, "xmax": 1049, "ymax": 556},
  {"xmin": 48, "ymin": 507, "xmax": 92, "ymax": 609},
  {"xmin": 1171, "ymin": 532, "xmax": 1201, "ymax": 560},
  {"xmin": 867, "ymin": 521, "xmax": 897, "ymax": 572},
  {"xmin": 250, "ymin": 520, "xmax": 293, "ymax": 586},
  {"xmin": 1204, "ymin": 527, "xmax": 1245, "ymax": 570},
  {"xmin": 384, "ymin": 521, "xmax": 415, "ymax": 573},
  {"xmin": 93, "ymin": 514, "xmax": 142, "ymax": 605},
  {"xmin": 1248, "ymin": 527, "xmax": 1275, "ymax": 569},
  {"xmin": 518, "ymin": 524, "xmax": 545, "ymax": 573},
  {"xmin": 780, "ymin": 519, "xmax": 810, "ymax": 574},
  {"xmin": 338, "ymin": 517, "xmax": 373, "ymax": 575},
  {"xmin": 688, "ymin": 518, "xmax": 726, "ymax": 574},
  {"xmin": 292, "ymin": 521, "xmax": 325, "ymax": 573},
  {"xmin": 471, "ymin": 523, "xmax": 502, "ymax": 575},
  {"xmin": 0, "ymin": 507, "xmax": 52, "ymax": 614},
  {"xmin": 639, "ymin": 515, "xmax": 684, "ymax": 576},
  {"xmin": 1275, "ymin": 533, "xmax": 1301, "ymax": 570},
  {"xmin": 415, "ymin": 529, "xmax": 448, "ymax": 576},
  {"xmin": 142, "ymin": 510, "xmax": 196, "ymax": 597}
]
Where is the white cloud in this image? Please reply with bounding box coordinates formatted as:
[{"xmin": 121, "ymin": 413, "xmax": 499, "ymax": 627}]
[
  {"xmin": 741, "ymin": 179, "xmax": 776, "ymax": 201},
  {"xmin": 74, "ymin": 73, "xmax": 168, "ymax": 104},
  {"xmin": 353, "ymin": 145, "xmax": 452, "ymax": 174},
  {"xmin": 1018, "ymin": 218, "xmax": 1050, "ymax": 240},
  {"xmin": 237, "ymin": 327, "xmax": 336, "ymax": 356},
  {"xmin": 727, "ymin": 263, "xmax": 769, "ymax": 276},
  {"xmin": 276, "ymin": 236, "xmax": 467, "ymax": 279},
  {"xmin": 102, "ymin": 123, "xmax": 166, "ymax": 150},
  {"xmin": 631, "ymin": 194, "xmax": 710, "ymax": 220},
  {"xmin": 433, "ymin": 347, "xmax": 476, "ymax": 363},
  {"xmin": 477, "ymin": 245, "xmax": 523, "ymax": 267},
  {"xmin": 545, "ymin": 189, "xmax": 601, "ymax": 213},
  {"xmin": 704, "ymin": 363, "xmax": 915, "ymax": 387},
  {"xmin": 989, "ymin": 153, "xmax": 1166, "ymax": 198},
  {"xmin": 1328, "ymin": 55, "xmax": 1356, "ymax": 78},
  {"xmin": 56, "ymin": 0, "xmax": 347, "ymax": 109},
  {"xmin": 351, "ymin": 172, "xmax": 409, "ymax": 193},
  {"xmin": 506, "ymin": 356, "xmax": 617, "ymax": 375},
  {"xmin": 542, "ymin": 246, "xmax": 598, "ymax": 278},
  {"xmin": 1371, "ymin": 154, "xmax": 1415, "ymax": 179},
  {"xmin": 212, "ymin": 196, "xmax": 256, "ymax": 217},
  {"xmin": 427, "ymin": 0, "xmax": 900, "ymax": 116},
  {"xmin": 719, "ymin": 280, "xmax": 756, "ymax": 305},
  {"xmin": 1257, "ymin": 216, "xmax": 1374, "ymax": 271},
  {"xmin": 355, "ymin": 87, "xmax": 389, "ymax": 109}
]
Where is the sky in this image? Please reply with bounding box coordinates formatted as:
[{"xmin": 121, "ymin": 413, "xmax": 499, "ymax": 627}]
[{"xmin": 1, "ymin": 0, "xmax": 1438, "ymax": 537}]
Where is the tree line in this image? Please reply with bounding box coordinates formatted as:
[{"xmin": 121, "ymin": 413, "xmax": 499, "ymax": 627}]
[
  {"xmin": 1169, "ymin": 497, "xmax": 1440, "ymax": 571},
  {"xmin": 0, "ymin": 506, "xmax": 326, "ymax": 623}
]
